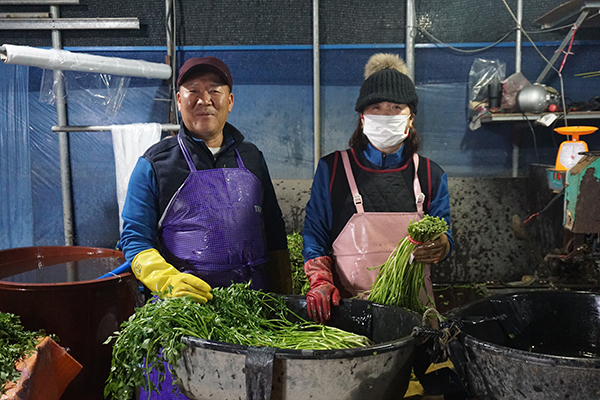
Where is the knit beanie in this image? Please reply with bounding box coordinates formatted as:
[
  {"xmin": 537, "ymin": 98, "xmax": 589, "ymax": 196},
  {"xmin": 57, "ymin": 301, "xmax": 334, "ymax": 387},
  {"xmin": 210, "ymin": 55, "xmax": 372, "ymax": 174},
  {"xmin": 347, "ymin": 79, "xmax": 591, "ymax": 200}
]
[{"xmin": 355, "ymin": 53, "xmax": 418, "ymax": 113}]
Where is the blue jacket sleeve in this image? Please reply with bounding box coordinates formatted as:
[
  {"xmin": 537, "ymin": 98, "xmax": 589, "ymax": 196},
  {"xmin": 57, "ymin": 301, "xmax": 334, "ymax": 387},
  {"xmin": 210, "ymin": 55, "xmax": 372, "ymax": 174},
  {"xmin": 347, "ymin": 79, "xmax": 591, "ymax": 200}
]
[
  {"xmin": 119, "ymin": 157, "xmax": 160, "ymax": 263},
  {"xmin": 302, "ymin": 159, "xmax": 334, "ymax": 263},
  {"xmin": 427, "ymin": 171, "xmax": 454, "ymax": 259}
]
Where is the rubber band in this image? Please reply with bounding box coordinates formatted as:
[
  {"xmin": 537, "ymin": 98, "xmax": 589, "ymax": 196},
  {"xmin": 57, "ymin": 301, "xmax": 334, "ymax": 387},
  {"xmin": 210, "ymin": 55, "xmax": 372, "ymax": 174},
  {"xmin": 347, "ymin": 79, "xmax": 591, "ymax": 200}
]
[{"xmin": 407, "ymin": 235, "xmax": 423, "ymax": 246}]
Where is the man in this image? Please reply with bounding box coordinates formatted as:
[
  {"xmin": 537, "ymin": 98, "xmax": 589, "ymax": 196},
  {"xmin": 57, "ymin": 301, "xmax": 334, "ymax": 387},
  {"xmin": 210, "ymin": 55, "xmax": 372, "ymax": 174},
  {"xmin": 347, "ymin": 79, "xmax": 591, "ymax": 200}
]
[{"xmin": 120, "ymin": 56, "xmax": 291, "ymax": 302}]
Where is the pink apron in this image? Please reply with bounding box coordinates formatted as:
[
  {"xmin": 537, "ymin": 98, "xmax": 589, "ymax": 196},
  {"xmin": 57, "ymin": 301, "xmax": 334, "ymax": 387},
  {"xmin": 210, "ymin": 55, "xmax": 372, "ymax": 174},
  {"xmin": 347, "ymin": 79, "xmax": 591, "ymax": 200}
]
[{"xmin": 331, "ymin": 150, "xmax": 434, "ymax": 305}]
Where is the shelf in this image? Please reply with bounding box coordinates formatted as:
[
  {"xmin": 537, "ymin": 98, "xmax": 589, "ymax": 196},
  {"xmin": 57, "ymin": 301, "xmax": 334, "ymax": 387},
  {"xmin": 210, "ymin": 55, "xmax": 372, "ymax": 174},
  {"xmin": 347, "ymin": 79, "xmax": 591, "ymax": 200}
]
[{"xmin": 480, "ymin": 111, "xmax": 600, "ymax": 123}]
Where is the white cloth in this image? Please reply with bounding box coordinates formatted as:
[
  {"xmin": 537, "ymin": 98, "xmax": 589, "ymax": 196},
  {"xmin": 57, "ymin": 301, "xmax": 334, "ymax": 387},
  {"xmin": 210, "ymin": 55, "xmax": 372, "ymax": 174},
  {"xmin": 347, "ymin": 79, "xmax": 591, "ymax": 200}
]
[{"xmin": 111, "ymin": 123, "xmax": 161, "ymax": 232}]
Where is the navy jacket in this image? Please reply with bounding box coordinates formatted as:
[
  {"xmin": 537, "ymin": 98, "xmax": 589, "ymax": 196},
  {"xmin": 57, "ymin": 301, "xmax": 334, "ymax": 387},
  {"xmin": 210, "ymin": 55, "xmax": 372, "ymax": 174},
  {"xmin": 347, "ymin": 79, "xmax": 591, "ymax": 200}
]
[{"xmin": 302, "ymin": 143, "xmax": 453, "ymax": 262}]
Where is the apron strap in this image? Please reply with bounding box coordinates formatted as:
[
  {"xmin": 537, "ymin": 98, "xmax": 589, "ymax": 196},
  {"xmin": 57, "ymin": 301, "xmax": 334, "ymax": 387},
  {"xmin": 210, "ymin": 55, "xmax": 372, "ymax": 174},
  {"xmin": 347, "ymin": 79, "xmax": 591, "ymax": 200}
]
[
  {"xmin": 177, "ymin": 134, "xmax": 197, "ymax": 172},
  {"xmin": 234, "ymin": 149, "xmax": 245, "ymax": 168},
  {"xmin": 341, "ymin": 150, "xmax": 425, "ymax": 214},
  {"xmin": 340, "ymin": 150, "xmax": 364, "ymax": 214},
  {"xmin": 178, "ymin": 134, "xmax": 246, "ymax": 171},
  {"xmin": 412, "ymin": 153, "xmax": 425, "ymax": 214}
]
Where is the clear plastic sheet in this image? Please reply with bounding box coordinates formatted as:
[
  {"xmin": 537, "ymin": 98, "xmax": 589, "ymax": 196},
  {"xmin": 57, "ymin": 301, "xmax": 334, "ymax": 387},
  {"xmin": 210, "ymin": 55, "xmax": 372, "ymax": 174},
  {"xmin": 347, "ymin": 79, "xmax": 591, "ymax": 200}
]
[
  {"xmin": 467, "ymin": 58, "xmax": 506, "ymax": 130},
  {"xmin": 39, "ymin": 69, "xmax": 131, "ymax": 117},
  {"xmin": 0, "ymin": 64, "xmax": 32, "ymax": 250},
  {"xmin": 0, "ymin": 60, "xmax": 170, "ymax": 251}
]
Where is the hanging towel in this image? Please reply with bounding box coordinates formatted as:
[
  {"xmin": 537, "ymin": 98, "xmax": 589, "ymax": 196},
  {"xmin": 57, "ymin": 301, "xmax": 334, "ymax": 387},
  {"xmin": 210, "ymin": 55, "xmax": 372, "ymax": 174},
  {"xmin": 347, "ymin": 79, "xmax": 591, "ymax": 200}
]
[{"xmin": 111, "ymin": 123, "xmax": 161, "ymax": 232}]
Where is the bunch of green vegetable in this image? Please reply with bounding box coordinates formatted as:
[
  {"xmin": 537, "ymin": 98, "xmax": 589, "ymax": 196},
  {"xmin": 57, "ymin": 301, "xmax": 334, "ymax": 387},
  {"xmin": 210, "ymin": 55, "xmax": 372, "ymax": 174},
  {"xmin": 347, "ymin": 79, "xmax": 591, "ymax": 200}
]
[
  {"xmin": 104, "ymin": 283, "xmax": 372, "ymax": 399},
  {"xmin": 0, "ymin": 312, "xmax": 48, "ymax": 394},
  {"xmin": 368, "ymin": 215, "xmax": 448, "ymax": 313},
  {"xmin": 287, "ymin": 231, "xmax": 310, "ymax": 295}
]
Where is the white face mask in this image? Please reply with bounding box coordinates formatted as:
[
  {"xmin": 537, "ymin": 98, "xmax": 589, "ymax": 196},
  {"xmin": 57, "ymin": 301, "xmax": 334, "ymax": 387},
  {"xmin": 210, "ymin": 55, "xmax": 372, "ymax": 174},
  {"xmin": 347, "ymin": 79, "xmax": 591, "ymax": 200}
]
[{"xmin": 362, "ymin": 114, "xmax": 410, "ymax": 149}]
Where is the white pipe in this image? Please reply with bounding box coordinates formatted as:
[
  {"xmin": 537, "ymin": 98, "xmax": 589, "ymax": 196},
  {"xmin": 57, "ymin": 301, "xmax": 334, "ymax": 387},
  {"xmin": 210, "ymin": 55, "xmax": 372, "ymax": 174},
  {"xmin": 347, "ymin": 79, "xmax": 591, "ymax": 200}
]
[
  {"xmin": 0, "ymin": 43, "xmax": 171, "ymax": 79},
  {"xmin": 313, "ymin": 0, "xmax": 321, "ymax": 171},
  {"xmin": 405, "ymin": 0, "xmax": 416, "ymax": 81}
]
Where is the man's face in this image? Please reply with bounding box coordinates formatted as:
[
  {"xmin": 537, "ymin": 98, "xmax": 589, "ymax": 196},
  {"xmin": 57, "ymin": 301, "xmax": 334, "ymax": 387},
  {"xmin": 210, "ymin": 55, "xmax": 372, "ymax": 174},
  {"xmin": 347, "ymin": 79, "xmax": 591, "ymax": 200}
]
[{"xmin": 177, "ymin": 71, "xmax": 234, "ymax": 145}]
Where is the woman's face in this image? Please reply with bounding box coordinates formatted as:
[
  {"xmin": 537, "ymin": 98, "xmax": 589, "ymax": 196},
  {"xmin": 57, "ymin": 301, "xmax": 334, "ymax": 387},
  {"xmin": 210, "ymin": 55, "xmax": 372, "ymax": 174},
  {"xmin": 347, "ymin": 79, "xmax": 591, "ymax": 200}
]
[{"xmin": 362, "ymin": 101, "xmax": 411, "ymax": 116}]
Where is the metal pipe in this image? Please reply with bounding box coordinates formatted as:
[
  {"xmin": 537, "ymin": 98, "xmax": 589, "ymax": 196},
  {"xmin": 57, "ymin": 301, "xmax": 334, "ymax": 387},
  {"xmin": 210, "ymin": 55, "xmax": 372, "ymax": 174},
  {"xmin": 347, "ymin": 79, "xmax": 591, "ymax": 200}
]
[
  {"xmin": 515, "ymin": 0, "xmax": 522, "ymax": 74},
  {"xmin": 166, "ymin": 0, "xmax": 178, "ymax": 124},
  {"xmin": 50, "ymin": 5, "xmax": 74, "ymax": 249},
  {"xmin": 513, "ymin": 0, "xmax": 522, "ymax": 177},
  {"xmin": 535, "ymin": 10, "xmax": 589, "ymax": 84},
  {"xmin": 50, "ymin": 5, "xmax": 77, "ymax": 282},
  {"xmin": 51, "ymin": 124, "xmax": 180, "ymax": 132},
  {"xmin": 405, "ymin": 0, "xmax": 416, "ymax": 81},
  {"xmin": 312, "ymin": 0, "xmax": 321, "ymax": 171}
]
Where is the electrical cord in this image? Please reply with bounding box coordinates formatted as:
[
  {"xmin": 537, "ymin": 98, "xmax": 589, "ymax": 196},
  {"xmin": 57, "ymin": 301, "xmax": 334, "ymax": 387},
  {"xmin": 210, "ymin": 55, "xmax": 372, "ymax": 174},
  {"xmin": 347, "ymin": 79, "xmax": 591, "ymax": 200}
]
[
  {"xmin": 522, "ymin": 112, "xmax": 541, "ymax": 165},
  {"xmin": 522, "ymin": 186, "xmax": 565, "ymax": 225},
  {"xmin": 416, "ymin": 25, "xmax": 517, "ymax": 54}
]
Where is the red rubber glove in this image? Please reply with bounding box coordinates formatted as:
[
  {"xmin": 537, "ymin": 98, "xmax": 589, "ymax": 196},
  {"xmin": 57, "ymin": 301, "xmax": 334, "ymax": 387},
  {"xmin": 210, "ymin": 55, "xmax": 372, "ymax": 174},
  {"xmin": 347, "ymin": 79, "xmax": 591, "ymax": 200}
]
[{"xmin": 304, "ymin": 256, "xmax": 341, "ymax": 324}]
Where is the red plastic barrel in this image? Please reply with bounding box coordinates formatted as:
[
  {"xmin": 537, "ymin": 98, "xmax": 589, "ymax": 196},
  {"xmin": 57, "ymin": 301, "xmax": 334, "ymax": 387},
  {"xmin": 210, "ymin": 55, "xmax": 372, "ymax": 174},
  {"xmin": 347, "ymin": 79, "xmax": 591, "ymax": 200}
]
[{"xmin": 0, "ymin": 246, "xmax": 143, "ymax": 400}]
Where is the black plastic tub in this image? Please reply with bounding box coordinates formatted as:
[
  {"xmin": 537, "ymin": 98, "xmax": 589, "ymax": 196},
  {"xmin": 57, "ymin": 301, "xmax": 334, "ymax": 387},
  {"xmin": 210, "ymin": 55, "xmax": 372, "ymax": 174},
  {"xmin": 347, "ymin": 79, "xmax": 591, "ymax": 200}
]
[
  {"xmin": 451, "ymin": 290, "xmax": 600, "ymax": 399},
  {"xmin": 175, "ymin": 295, "xmax": 423, "ymax": 400}
]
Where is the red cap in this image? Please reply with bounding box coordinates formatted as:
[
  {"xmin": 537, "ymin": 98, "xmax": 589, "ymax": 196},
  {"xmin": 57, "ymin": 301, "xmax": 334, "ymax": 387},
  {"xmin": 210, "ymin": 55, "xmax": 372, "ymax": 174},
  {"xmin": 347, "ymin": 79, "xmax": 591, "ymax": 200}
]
[{"xmin": 176, "ymin": 56, "xmax": 233, "ymax": 90}]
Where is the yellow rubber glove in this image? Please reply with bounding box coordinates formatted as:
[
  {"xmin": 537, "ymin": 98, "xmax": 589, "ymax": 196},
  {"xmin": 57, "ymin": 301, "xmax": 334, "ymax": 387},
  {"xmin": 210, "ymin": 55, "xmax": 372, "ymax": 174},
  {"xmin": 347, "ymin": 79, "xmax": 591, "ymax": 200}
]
[{"xmin": 132, "ymin": 249, "xmax": 213, "ymax": 303}]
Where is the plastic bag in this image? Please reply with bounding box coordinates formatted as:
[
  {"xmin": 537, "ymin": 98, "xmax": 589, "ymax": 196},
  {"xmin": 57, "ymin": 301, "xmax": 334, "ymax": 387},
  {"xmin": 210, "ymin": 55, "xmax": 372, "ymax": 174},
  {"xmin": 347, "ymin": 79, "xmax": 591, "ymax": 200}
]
[
  {"xmin": 467, "ymin": 58, "xmax": 506, "ymax": 130},
  {"xmin": 501, "ymin": 72, "xmax": 531, "ymax": 111}
]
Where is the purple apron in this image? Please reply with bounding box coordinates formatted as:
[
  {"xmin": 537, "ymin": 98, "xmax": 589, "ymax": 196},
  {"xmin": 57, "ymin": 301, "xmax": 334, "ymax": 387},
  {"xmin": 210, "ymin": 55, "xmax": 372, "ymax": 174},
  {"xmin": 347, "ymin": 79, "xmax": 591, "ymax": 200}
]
[
  {"xmin": 143, "ymin": 135, "xmax": 269, "ymax": 400},
  {"xmin": 158, "ymin": 134, "xmax": 268, "ymax": 289}
]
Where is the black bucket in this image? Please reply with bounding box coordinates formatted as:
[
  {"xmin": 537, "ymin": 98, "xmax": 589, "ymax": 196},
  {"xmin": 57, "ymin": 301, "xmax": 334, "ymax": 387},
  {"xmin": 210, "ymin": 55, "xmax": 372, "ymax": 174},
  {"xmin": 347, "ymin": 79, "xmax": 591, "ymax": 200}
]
[
  {"xmin": 175, "ymin": 295, "xmax": 424, "ymax": 400},
  {"xmin": 451, "ymin": 290, "xmax": 600, "ymax": 399}
]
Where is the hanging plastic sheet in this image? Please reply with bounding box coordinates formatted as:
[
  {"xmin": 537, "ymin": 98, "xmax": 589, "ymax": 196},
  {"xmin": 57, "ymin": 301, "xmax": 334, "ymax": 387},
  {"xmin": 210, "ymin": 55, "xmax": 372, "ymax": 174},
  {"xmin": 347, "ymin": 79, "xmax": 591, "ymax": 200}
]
[
  {"xmin": 40, "ymin": 69, "xmax": 131, "ymax": 117},
  {"xmin": 0, "ymin": 63, "xmax": 32, "ymax": 250},
  {"xmin": 111, "ymin": 123, "xmax": 161, "ymax": 232}
]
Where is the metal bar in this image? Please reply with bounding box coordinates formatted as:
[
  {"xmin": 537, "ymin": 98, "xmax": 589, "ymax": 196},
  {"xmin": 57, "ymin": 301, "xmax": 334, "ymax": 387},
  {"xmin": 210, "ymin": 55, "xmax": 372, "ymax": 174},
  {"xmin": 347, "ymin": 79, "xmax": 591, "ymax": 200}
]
[
  {"xmin": 0, "ymin": 12, "xmax": 50, "ymax": 18},
  {"xmin": 405, "ymin": 0, "xmax": 415, "ymax": 81},
  {"xmin": 312, "ymin": 0, "xmax": 321, "ymax": 172},
  {"xmin": 0, "ymin": 17, "xmax": 140, "ymax": 30},
  {"xmin": 481, "ymin": 111, "xmax": 600, "ymax": 123},
  {"xmin": 513, "ymin": 0, "xmax": 523, "ymax": 178},
  {"xmin": 51, "ymin": 124, "xmax": 180, "ymax": 132},
  {"xmin": 50, "ymin": 5, "xmax": 75, "ymax": 251},
  {"xmin": 535, "ymin": 10, "xmax": 589, "ymax": 84},
  {"xmin": 0, "ymin": 0, "xmax": 78, "ymax": 4},
  {"xmin": 515, "ymin": 0, "xmax": 522, "ymax": 74},
  {"xmin": 166, "ymin": 0, "xmax": 178, "ymax": 124}
]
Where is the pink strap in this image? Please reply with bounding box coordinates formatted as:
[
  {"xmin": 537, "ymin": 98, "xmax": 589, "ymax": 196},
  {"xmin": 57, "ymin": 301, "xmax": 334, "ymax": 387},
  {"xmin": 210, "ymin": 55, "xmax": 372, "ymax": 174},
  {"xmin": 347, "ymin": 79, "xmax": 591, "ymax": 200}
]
[
  {"xmin": 340, "ymin": 151, "xmax": 364, "ymax": 213},
  {"xmin": 340, "ymin": 150, "xmax": 424, "ymax": 214},
  {"xmin": 412, "ymin": 153, "xmax": 425, "ymax": 214}
]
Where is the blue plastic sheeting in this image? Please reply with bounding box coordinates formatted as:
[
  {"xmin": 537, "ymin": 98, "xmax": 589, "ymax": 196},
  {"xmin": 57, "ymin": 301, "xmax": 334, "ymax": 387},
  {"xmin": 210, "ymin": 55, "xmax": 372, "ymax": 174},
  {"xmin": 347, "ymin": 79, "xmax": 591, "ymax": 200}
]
[
  {"xmin": 1, "ymin": 44, "xmax": 599, "ymax": 250},
  {"xmin": 0, "ymin": 64, "xmax": 32, "ymax": 250}
]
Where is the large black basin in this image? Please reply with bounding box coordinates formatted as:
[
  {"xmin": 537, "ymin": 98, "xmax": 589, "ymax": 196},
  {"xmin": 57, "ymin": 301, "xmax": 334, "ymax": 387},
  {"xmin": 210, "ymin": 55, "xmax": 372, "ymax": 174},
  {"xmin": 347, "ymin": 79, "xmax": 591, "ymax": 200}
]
[
  {"xmin": 175, "ymin": 295, "xmax": 423, "ymax": 400},
  {"xmin": 451, "ymin": 290, "xmax": 600, "ymax": 399}
]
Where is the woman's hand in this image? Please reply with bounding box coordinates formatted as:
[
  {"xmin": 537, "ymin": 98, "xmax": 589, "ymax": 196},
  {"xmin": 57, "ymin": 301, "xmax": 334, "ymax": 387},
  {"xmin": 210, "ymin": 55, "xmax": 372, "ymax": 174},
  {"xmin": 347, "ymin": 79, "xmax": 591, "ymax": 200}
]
[{"xmin": 412, "ymin": 233, "xmax": 450, "ymax": 264}]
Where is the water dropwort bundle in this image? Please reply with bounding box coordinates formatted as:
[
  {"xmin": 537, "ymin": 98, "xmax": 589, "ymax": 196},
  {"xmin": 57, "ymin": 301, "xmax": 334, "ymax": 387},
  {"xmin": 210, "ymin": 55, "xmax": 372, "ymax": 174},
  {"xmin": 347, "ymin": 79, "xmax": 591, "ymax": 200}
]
[{"xmin": 368, "ymin": 215, "xmax": 448, "ymax": 313}]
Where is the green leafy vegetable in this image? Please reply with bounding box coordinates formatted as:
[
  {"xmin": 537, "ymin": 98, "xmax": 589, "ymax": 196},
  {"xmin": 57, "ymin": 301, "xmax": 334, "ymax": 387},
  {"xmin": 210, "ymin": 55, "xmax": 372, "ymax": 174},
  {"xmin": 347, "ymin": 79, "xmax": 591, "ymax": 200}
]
[
  {"xmin": 288, "ymin": 231, "xmax": 310, "ymax": 295},
  {"xmin": 104, "ymin": 283, "xmax": 372, "ymax": 399},
  {"xmin": 0, "ymin": 312, "xmax": 48, "ymax": 394},
  {"xmin": 368, "ymin": 215, "xmax": 448, "ymax": 313}
]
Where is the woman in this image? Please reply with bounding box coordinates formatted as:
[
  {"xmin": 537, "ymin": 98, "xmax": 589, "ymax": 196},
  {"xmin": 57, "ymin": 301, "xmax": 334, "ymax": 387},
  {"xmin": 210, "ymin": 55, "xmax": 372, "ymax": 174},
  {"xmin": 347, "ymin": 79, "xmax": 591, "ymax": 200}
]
[{"xmin": 302, "ymin": 53, "xmax": 453, "ymax": 324}]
